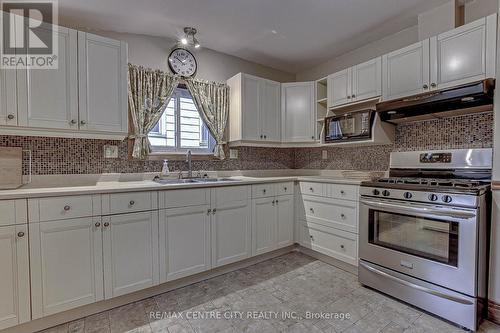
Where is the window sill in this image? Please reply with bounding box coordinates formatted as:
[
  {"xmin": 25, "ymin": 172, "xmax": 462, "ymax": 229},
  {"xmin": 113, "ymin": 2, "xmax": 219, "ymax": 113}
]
[{"xmin": 148, "ymin": 151, "xmax": 215, "ymax": 160}]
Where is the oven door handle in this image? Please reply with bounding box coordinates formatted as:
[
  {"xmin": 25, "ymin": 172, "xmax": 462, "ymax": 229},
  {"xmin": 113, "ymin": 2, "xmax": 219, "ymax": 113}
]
[
  {"xmin": 359, "ymin": 261, "xmax": 474, "ymax": 305},
  {"xmin": 360, "ymin": 200, "xmax": 476, "ymax": 219}
]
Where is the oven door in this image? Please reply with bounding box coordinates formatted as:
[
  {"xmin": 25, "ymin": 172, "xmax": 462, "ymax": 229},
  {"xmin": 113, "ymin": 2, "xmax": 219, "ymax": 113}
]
[{"xmin": 359, "ymin": 197, "xmax": 478, "ymax": 296}]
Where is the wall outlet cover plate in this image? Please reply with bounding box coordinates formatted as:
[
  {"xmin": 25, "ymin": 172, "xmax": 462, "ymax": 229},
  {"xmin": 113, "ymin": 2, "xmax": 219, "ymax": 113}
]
[
  {"xmin": 104, "ymin": 145, "xmax": 119, "ymax": 158},
  {"xmin": 229, "ymin": 149, "xmax": 239, "ymax": 159},
  {"xmin": 322, "ymin": 150, "xmax": 328, "ymax": 160}
]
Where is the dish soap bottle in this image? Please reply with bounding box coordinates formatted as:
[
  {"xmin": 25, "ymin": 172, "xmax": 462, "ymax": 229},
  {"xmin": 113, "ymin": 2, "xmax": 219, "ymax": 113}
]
[{"xmin": 161, "ymin": 159, "xmax": 170, "ymax": 177}]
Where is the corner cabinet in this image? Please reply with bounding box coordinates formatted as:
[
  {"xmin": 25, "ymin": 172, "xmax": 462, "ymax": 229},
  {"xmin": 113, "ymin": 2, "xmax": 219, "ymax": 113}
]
[
  {"xmin": 281, "ymin": 82, "xmax": 315, "ymax": 142},
  {"xmin": 328, "ymin": 57, "xmax": 382, "ymax": 108},
  {"xmin": 1, "ymin": 23, "xmax": 128, "ymax": 139},
  {"xmin": 227, "ymin": 73, "xmax": 281, "ymax": 143},
  {"xmin": 383, "ymin": 14, "xmax": 496, "ymax": 101}
]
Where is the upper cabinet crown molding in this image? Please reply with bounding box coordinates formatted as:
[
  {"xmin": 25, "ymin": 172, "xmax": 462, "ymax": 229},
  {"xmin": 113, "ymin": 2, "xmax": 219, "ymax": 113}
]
[
  {"xmin": 0, "ymin": 20, "xmax": 129, "ymax": 140},
  {"xmin": 383, "ymin": 13, "xmax": 496, "ymax": 102},
  {"xmin": 327, "ymin": 57, "xmax": 382, "ymax": 108}
]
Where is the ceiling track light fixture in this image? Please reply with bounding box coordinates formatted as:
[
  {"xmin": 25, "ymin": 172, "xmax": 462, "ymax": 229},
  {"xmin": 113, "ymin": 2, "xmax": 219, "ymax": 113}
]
[{"xmin": 180, "ymin": 27, "xmax": 200, "ymax": 49}]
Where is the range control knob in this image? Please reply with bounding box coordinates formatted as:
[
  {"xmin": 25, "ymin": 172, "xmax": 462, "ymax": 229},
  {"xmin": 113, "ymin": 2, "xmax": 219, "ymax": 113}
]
[
  {"xmin": 403, "ymin": 192, "xmax": 413, "ymax": 199},
  {"xmin": 382, "ymin": 190, "xmax": 390, "ymax": 197},
  {"xmin": 442, "ymin": 195, "xmax": 453, "ymax": 203},
  {"xmin": 372, "ymin": 189, "xmax": 380, "ymax": 195},
  {"xmin": 428, "ymin": 194, "xmax": 438, "ymax": 201}
]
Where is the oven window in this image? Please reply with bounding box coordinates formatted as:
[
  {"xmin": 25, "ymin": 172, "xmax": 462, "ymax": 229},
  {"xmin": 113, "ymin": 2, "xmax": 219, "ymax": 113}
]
[{"xmin": 368, "ymin": 210, "xmax": 458, "ymax": 266}]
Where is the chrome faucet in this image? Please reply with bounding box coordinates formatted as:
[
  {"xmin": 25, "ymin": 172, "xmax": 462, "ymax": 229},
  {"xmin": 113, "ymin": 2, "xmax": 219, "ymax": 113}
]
[{"xmin": 186, "ymin": 150, "xmax": 193, "ymax": 178}]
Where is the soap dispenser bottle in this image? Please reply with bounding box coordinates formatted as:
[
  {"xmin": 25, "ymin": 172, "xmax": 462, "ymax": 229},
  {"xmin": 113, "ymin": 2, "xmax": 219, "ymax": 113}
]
[{"xmin": 161, "ymin": 159, "xmax": 170, "ymax": 177}]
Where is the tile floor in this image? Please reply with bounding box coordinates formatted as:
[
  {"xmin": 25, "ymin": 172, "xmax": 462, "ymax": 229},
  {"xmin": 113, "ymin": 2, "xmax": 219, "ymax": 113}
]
[{"xmin": 40, "ymin": 252, "xmax": 500, "ymax": 333}]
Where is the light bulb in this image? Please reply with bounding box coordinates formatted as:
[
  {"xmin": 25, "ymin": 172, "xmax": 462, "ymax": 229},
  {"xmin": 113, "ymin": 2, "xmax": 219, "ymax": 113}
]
[{"xmin": 180, "ymin": 37, "xmax": 188, "ymax": 45}]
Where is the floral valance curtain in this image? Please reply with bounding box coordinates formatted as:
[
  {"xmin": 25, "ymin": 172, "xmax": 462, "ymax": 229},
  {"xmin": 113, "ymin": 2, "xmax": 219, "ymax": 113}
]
[
  {"xmin": 128, "ymin": 64, "xmax": 179, "ymax": 159},
  {"xmin": 185, "ymin": 78, "xmax": 230, "ymax": 159}
]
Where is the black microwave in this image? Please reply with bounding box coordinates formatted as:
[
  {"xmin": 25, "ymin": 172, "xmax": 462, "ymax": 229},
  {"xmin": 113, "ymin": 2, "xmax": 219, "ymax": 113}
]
[{"xmin": 324, "ymin": 110, "xmax": 375, "ymax": 143}]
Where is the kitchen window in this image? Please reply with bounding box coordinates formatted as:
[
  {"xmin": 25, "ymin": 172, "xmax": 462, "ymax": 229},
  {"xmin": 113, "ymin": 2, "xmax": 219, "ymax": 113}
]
[{"xmin": 149, "ymin": 86, "xmax": 214, "ymax": 154}]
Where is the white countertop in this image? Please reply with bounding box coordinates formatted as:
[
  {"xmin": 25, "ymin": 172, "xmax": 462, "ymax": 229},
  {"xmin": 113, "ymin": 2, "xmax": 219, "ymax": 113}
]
[{"xmin": 0, "ymin": 170, "xmax": 383, "ymax": 200}]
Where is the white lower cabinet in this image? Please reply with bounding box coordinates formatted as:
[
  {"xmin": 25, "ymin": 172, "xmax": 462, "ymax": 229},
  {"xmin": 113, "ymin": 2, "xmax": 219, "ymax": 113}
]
[
  {"xmin": 159, "ymin": 205, "xmax": 211, "ymax": 282},
  {"xmin": 103, "ymin": 212, "xmax": 159, "ymax": 298},
  {"xmin": 29, "ymin": 217, "xmax": 104, "ymax": 319},
  {"xmin": 252, "ymin": 192, "xmax": 295, "ymax": 256},
  {"xmin": 0, "ymin": 225, "xmax": 30, "ymax": 330},
  {"xmin": 211, "ymin": 200, "xmax": 251, "ymax": 267}
]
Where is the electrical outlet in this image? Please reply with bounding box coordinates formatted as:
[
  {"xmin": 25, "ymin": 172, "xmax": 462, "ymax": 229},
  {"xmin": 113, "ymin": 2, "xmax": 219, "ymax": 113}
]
[
  {"xmin": 322, "ymin": 150, "xmax": 328, "ymax": 160},
  {"xmin": 103, "ymin": 145, "xmax": 119, "ymax": 158},
  {"xmin": 229, "ymin": 149, "xmax": 239, "ymax": 159}
]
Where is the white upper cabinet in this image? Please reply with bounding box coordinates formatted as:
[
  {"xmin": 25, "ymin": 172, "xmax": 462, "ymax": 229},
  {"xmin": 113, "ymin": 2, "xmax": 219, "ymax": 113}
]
[
  {"xmin": 382, "ymin": 40, "xmax": 430, "ymax": 101},
  {"xmin": 328, "ymin": 68, "xmax": 351, "ymax": 107},
  {"xmin": 29, "ymin": 217, "xmax": 104, "ymax": 319},
  {"xmin": 352, "ymin": 58, "xmax": 382, "ymax": 102},
  {"xmin": 78, "ymin": 32, "xmax": 128, "ymax": 133},
  {"xmin": 17, "ymin": 26, "xmax": 79, "ymax": 129},
  {"xmin": 430, "ymin": 14, "xmax": 496, "ymax": 90},
  {"xmin": 281, "ymin": 82, "xmax": 315, "ymax": 142},
  {"xmin": 383, "ymin": 14, "xmax": 496, "ymax": 101},
  {"xmin": 102, "ymin": 212, "xmax": 159, "ymax": 299},
  {"xmin": 328, "ymin": 57, "xmax": 381, "ymax": 108},
  {"xmin": 0, "ymin": 225, "xmax": 30, "ymax": 330},
  {"xmin": 260, "ymin": 80, "xmax": 281, "ymax": 142},
  {"xmin": 228, "ymin": 73, "xmax": 281, "ymax": 143}
]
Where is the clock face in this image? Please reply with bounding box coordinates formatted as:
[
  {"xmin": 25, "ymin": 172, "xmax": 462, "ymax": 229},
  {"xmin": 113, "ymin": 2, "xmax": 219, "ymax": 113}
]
[{"xmin": 168, "ymin": 48, "xmax": 197, "ymax": 77}]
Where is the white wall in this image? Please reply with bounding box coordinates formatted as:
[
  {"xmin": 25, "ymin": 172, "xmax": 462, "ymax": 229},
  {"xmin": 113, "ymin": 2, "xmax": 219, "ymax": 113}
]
[{"xmin": 97, "ymin": 31, "xmax": 295, "ymax": 83}]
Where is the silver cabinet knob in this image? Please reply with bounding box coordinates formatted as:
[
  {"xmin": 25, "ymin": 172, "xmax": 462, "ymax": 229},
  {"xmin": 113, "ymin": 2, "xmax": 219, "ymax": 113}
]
[
  {"xmin": 340, "ymin": 244, "xmax": 345, "ymax": 249},
  {"xmin": 212, "ymin": 208, "xmax": 216, "ymax": 215},
  {"xmin": 423, "ymin": 84, "xmax": 429, "ymax": 89},
  {"xmin": 80, "ymin": 120, "xmax": 86, "ymax": 125},
  {"xmin": 70, "ymin": 119, "xmax": 77, "ymax": 125},
  {"xmin": 263, "ymin": 135, "xmax": 267, "ymax": 139},
  {"xmin": 272, "ymin": 200, "xmax": 275, "ymax": 206},
  {"xmin": 311, "ymin": 136, "xmax": 315, "ymax": 140},
  {"xmin": 341, "ymin": 213, "xmax": 346, "ymax": 219},
  {"xmin": 95, "ymin": 222, "xmax": 101, "ymax": 228},
  {"xmin": 347, "ymin": 95, "xmax": 351, "ymax": 99},
  {"xmin": 7, "ymin": 114, "xmax": 15, "ymax": 120},
  {"xmin": 207, "ymin": 209, "xmax": 212, "ymax": 215},
  {"xmin": 431, "ymin": 83, "xmax": 437, "ymax": 88},
  {"xmin": 351, "ymin": 94, "xmax": 355, "ymax": 98},
  {"xmin": 104, "ymin": 222, "xmax": 110, "ymax": 227},
  {"xmin": 64, "ymin": 205, "xmax": 71, "ymax": 211},
  {"xmin": 129, "ymin": 200, "xmax": 135, "ymax": 206},
  {"xmin": 260, "ymin": 135, "xmax": 263, "ymax": 139},
  {"xmin": 309, "ymin": 208, "xmax": 314, "ymax": 213},
  {"xmin": 275, "ymin": 199, "xmax": 279, "ymax": 204},
  {"xmin": 310, "ymin": 235, "xmax": 314, "ymax": 241},
  {"xmin": 263, "ymin": 189, "xmax": 266, "ymax": 193},
  {"xmin": 17, "ymin": 231, "xmax": 25, "ymax": 238},
  {"xmin": 309, "ymin": 187, "xmax": 314, "ymax": 192},
  {"xmin": 340, "ymin": 190, "xmax": 345, "ymax": 195},
  {"xmin": 284, "ymin": 187, "xmax": 287, "ymax": 191}
]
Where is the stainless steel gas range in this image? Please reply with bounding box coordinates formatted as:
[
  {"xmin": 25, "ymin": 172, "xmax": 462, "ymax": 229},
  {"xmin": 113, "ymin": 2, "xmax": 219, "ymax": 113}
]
[{"xmin": 358, "ymin": 148, "xmax": 492, "ymax": 331}]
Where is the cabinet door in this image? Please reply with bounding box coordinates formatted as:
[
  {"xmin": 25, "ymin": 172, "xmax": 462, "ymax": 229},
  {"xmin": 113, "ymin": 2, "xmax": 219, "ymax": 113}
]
[
  {"xmin": 252, "ymin": 198, "xmax": 277, "ymax": 255},
  {"xmin": 260, "ymin": 80, "xmax": 281, "ymax": 141},
  {"xmin": 241, "ymin": 75, "xmax": 261, "ymax": 141},
  {"xmin": 352, "ymin": 57, "xmax": 382, "ymax": 102},
  {"xmin": 276, "ymin": 195, "xmax": 294, "ymax": 248},
  {"xmin": 17, "ymin": 26, "xmax": 78, "ymax": 129},
  {"xmin": 159, "ymin": 205, "xmax": 211, "ymax": 282},
  {"xmin": 0, "ymin": 68, "xmax": 17, "ymax": 126},
  {"xmin": 103, "ymin": 212, "xmax": 159, "ymax": 299},
  {"xmin": 430, "ymin": 15, "xmax": 496, "ymax": 90},
  {"xmin": 29, "ymin": 218, "xmax": 104, "ymax": 319},
  {"xmin": 281, "ymin": 82, "xmax": 315, "ymax": 142},
  {"xmin": 327, "ymin": 68, "xmax": 351, "ymax": 107},
  {"xmin": 212, "ymin": 200, "xmax": 251, "ymax": 267},
  {"xmin": 78, "ymin": 32, "xmax": 128, "ymax": 133},
  {"xmin": 0, "ymin": 225, "xmax": 30, "ymax": 330},
  {"xmin": 382, "ymin": 40, "xmax": 430, "ymax": 101}
]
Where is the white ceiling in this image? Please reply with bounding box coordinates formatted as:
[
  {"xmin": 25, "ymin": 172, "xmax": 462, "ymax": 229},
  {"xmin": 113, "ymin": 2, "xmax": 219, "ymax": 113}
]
[{"xmin": 57, "ymin": 0, "xmax": 450, "ymax": 73}]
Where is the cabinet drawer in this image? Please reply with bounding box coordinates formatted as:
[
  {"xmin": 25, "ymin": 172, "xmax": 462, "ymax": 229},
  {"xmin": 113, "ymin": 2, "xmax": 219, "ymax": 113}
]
[
  {"xmin": 301, "ymin": 221, "xmax": 357, "ymax": 266},
  {"xmin": 303, "ymin": 196, "xmax": 357, "ymax": 233},
  {"xmin": 0, "ymin": 199, "xmax": 27, "ymax": 226},
  {"xmin": 276, "ymin": 182, "xmax": 294, "ymax": 196},
  {"xmin": 28, "ymin": 195, "xmax": 100, "ymax": 222},
  {"xmin": 300, "ymin": 182, "xmax": 324, "ymax": 197},
  {"xmin": 104, "ymin": 191, "xmax": 157, "ymax": 214},
  {"xmin": 212, "ymin": 186, "xmax": 249, "ymax": 205},
  {"xmin": 252, "ymin": 184, "xmax": 276, "ymax": 198},
  {"xmin": 160, "ymin": 188, "xmax": 210, "ymax": 209},
  {"xmin": 326, "ymin": 184, "xmax": 358, "ymax": 201}
]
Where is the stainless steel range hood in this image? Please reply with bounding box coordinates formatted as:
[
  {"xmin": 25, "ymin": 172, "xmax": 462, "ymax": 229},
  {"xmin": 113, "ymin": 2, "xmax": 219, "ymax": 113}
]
[{"xmin": 376, "ymin": 79, "xmax": 495, "ymax": 124}]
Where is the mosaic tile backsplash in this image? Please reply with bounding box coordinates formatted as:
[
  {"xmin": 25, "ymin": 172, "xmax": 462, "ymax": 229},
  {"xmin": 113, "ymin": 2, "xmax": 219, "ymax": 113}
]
[{"xmin": 0, "ymin": 112, "xmax": 493, "ymax": 175}]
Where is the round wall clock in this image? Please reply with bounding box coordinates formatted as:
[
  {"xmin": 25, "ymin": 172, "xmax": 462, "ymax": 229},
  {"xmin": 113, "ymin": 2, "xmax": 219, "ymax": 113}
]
[{"xmin": 168, "ymin": 48, "xmax": 197, "ymax": 77}]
